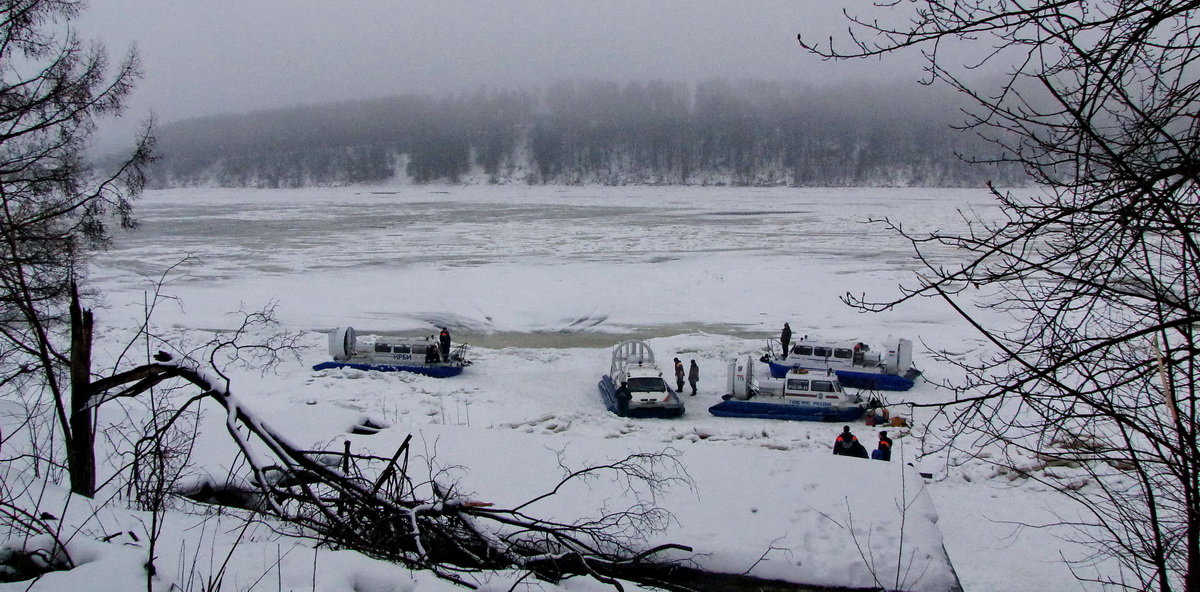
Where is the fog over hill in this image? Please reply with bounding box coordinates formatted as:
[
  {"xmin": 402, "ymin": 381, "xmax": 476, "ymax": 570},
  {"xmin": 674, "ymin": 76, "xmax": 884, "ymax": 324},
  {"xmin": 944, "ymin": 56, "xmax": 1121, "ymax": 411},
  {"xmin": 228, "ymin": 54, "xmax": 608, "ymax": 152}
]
[{"xmin": 147, "ymin": 79, "xmax": 1023, "ymax": 188}]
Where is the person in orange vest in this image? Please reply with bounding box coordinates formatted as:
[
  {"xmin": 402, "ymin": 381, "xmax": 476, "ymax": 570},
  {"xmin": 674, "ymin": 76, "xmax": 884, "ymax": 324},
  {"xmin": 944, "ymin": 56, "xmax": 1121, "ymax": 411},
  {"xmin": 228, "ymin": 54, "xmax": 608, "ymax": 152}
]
[
  {"xmin": 833, "ymin": 426, "xmax": 868, "ymax": 458},
  {"xmin": 673, "ymin": 358, "xmax": 685, "ymax": 393},
  {"xmin": 873, "ymin": 431, "xmax": 893, "ymax": 461}
]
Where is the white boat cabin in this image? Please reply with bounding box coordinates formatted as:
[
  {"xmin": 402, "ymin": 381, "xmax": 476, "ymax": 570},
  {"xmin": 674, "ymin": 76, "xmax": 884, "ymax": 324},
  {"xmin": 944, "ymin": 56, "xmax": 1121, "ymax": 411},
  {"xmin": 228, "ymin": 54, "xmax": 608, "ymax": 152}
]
[
  {"xmin": 782, "ymin": 371, "xmax": 846, "ymax": 401},
  {"xmin": 784, "ymin": 337, "xmax": 914, "ymax": 375},
  {"xmin": 329, "ymin": 326, "xmax": 458, "ymax": 365},
  {"xmin": 727, "ymin": 356, "xmax": 855, "ymax": 406}
]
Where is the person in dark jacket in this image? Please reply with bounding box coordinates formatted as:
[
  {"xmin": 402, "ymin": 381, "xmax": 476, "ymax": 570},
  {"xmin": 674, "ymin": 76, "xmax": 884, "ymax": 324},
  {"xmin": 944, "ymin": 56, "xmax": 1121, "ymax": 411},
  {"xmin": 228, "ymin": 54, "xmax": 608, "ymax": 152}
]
[
  {"xmin": 688, "ymin": 360, "xmax": 700, "ymax": 396},
  {"xmin": 873, "ymin": 431, "xmax": 893, "ymax": 461},
  {"xmin": 674, "ymin": 358, "xmax": 685, "ymax": 392},
  {"xmin": 438, "ymin": 327, "xmax": 451, "ymax": 361},
  {"xmin": 833, "ymin": 426, "xmax": 869, "ymax": 458},
  {"xmin": 425, "ymin": 343, "xmax": 441, "ymax": 363},
  {"xmin": 615, "ymin": 381, "xmax": 632, "ymax": 416},
  {"xmin": 780, "ymin": 323, "xmax": 793, "ymax": 359}
]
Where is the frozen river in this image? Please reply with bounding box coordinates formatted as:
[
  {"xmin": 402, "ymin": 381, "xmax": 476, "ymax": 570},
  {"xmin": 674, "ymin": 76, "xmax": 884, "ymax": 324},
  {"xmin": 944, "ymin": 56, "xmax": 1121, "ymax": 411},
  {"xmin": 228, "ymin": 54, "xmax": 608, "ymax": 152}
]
[
  {"xmin": 91, "ymin": 184, "xmax": 995, "ymax": 345},
  {"xmin": 75, "ymin": 184, "xmax": 1105, "ymax": 592}
]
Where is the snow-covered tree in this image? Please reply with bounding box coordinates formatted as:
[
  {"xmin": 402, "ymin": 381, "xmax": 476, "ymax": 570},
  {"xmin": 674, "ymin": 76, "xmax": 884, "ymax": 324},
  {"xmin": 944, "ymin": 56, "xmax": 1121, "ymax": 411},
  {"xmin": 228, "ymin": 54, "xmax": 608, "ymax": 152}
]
[{"xmin": 0, "ymin": 0, "xmax": 152, "ymax": 496}]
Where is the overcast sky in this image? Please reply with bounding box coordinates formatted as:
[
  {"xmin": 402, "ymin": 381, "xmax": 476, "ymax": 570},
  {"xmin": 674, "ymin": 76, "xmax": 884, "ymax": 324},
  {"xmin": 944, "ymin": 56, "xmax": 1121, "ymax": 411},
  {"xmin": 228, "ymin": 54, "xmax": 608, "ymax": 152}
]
[{"xmin": 79, "ymin": 1, "xmax": 921, "ymax": 130}]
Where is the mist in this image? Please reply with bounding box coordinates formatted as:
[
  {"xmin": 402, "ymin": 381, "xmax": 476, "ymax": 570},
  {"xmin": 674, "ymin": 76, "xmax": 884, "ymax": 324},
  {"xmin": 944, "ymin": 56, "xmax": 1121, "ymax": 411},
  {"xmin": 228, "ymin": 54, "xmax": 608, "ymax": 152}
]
[{"xmin": 81, "ymin": 1, "xmax": 921, "ymax": 128}]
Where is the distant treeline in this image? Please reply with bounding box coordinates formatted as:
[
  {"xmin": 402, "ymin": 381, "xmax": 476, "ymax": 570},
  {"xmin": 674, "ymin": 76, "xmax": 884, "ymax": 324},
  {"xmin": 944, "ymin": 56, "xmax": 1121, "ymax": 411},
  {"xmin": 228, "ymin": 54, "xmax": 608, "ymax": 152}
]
[{"xmin": 146, "ymin": 79, "xmax": 1024, "ymax": 188}]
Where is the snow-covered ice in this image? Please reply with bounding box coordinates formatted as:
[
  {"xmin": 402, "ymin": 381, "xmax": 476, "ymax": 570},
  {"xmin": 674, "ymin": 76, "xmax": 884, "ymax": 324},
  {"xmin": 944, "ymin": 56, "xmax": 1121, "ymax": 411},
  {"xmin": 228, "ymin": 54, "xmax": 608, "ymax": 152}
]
[{"xmin": 0, "ymin": 185, "xmax": 1106, "ymax": 591}]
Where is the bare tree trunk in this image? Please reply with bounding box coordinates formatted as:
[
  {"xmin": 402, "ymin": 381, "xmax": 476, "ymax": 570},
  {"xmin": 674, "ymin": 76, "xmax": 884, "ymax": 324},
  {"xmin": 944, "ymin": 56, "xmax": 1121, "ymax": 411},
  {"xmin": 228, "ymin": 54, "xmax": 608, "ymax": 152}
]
[
  {"xmin": 1190, "ymin": 510, "xmax": 1200, "ymax": 592},
  {"xmin": 67, "ymin": 285, "xmax": 95, "ymax": 497},
  {"xmin": 800, "ymin": 2, "xmax": 1200, "ymax": 589}
]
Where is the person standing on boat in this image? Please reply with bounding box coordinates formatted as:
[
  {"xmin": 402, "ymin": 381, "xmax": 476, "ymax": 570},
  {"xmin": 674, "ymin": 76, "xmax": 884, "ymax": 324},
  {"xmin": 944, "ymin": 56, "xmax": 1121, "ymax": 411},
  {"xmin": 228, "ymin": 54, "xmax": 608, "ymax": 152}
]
[
  {"xmin": 688, "ymin": 360, "xmax": 700, "ymax": 396},
  {"xmin": 439, "ymin": 327, "xmax": 452, "ymax": 361},
  {"xmin": 780, "ymin": 323, "xmax": 793, "ymax": 359},
  {"xmin": 674, "ymin": 358, "xmax": 685, "ymax": 393}
]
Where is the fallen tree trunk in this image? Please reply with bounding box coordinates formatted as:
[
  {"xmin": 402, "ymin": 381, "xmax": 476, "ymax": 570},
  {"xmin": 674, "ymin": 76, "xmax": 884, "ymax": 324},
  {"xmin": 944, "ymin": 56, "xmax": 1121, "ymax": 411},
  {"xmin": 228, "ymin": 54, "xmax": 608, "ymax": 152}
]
[
  {"xmin": 89, "ymin": 352, "xmax": 692, "ymax": 589},
  {"xmin": 94, "ymin": 350, "xmax": 925, "ymax": 592}
]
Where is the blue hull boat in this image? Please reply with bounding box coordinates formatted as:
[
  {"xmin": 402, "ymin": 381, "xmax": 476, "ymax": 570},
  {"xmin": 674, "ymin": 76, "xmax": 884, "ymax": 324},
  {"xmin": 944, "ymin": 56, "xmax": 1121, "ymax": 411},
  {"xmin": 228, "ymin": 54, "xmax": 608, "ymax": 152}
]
[
  {"xmin": 598, "ymin": 375, "xmax": 685, "ymax": 418},
  {"xmin": 312, "ymin": 360, "xmax": 464, "ymax": 378},
  {"xmin": 708, "ymin": 398, "xmax": 865, "ymax": 422},
  {"xmin": 711, "ymin": 356, "xmax": 868, "ymax": 422},
  {"xmin": 766, "ymin": 361, "xmax": 917, "ymax": 391},
  {"xmin": 313, "ymin": 327, "xmax": 470, "ymax": 378},
  {"xmin": 597, "ymin": 341, "xmax": 685, "ymax": 419},
  {"xmin": 765, "ymin": 336, "xmax": 921, "ymax": 391}
]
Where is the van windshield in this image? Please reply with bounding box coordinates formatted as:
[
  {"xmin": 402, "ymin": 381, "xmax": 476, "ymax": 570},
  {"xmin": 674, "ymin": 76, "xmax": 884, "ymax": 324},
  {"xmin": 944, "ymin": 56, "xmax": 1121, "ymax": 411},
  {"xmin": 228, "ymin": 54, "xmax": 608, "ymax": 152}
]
[{"xmin": 628, "ymin": 377, "xmax": 667, "ymax": 392}]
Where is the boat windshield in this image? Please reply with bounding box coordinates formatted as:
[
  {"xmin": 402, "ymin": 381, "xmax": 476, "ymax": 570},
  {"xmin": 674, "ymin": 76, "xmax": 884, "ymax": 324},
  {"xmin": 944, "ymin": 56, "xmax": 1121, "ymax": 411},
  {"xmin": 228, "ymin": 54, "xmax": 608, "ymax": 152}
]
[{"xmin": 628, "ymin": 377, "xmax": 667, "ymax": 392}]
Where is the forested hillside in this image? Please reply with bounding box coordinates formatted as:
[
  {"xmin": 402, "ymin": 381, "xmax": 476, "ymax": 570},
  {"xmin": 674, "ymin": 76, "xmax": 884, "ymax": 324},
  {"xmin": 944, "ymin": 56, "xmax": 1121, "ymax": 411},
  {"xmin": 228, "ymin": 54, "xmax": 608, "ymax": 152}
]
[{"xmin": 147, "ymin": 79, "xmax": 1023, "ymax": 188}]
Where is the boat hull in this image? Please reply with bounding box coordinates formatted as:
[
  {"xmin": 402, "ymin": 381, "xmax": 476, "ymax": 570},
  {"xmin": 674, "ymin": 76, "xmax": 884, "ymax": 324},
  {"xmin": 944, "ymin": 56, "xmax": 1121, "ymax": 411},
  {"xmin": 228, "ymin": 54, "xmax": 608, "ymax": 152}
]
[
  {"xmin": 708, "ymin": 398, "xmax": 866, "ymax": 422},
  {"xmin": 312, "ymin": 361, "xmax": 464, "ymax": 378},
  {"xmin": 598, "ymin": 375, "xmax": 685, "ymax": 419},
  {"xmin": 766, "ymin": 361, "xmax": 916, "ymax": 391}
]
